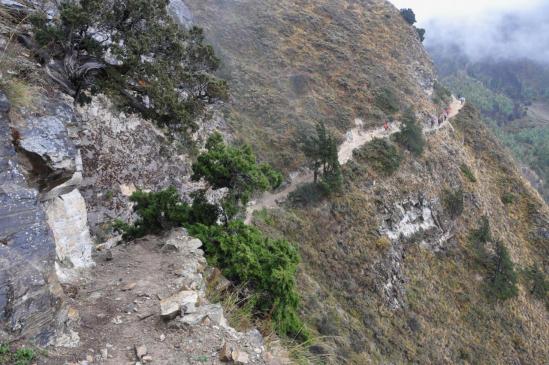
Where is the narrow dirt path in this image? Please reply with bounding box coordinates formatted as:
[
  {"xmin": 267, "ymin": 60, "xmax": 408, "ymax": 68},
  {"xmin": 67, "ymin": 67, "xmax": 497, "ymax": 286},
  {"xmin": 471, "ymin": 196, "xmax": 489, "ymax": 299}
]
[
  {"xmin": 245, "ymin": 97, "xmax": 464, "ymax": 223},
  {"xmin": 44, "ymin": 231, "xmax": 270, "ymax": 365}
]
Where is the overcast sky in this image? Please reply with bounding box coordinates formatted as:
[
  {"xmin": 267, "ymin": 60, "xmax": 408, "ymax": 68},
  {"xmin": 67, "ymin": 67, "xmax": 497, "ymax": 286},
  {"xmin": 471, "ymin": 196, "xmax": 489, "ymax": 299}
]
[
  {"xmin": 389, "ymin": 0, "xmax": 549, "ymax": 63},
  {"xmin": 389, "ymin": 0, "xmax": 547, "ymax": 25}
]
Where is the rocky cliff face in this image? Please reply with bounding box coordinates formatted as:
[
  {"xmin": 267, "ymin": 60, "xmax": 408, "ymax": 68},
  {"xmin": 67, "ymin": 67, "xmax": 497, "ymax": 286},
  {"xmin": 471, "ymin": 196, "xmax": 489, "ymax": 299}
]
[{"xmin": 0, "ymin": 92, "xmax": 63, "ymax": 345}]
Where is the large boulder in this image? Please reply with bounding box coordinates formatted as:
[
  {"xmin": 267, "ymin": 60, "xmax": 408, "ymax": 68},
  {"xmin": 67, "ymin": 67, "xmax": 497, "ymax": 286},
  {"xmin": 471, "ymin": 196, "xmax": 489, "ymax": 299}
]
[{"xmin": 0, "ymin": 91, "xmax": 63, "ymax": 345}]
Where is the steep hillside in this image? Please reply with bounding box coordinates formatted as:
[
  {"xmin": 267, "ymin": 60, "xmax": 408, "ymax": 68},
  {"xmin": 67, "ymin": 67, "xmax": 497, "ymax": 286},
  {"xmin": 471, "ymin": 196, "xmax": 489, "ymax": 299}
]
[
  {"xmin": 253, "ymin": 104, "xmax": 549, "ymax": 363},
  {"xmin": 1, "ymin": 0, "xmax": 548, "ymax": 364},
  {"xmin": 184, "ymin": 0, "xmax": 436, "ymax": 172},
  {"xmin": 429, "ymin": 45, "xmax": 549, "ymax": 202}
]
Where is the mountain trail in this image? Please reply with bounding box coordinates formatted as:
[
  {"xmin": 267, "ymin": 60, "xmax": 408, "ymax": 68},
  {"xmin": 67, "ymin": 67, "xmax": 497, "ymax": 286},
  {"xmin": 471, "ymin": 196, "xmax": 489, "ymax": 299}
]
[{"xmin": 245, "ymin": 97, "xmax": 464, "ymax": 223}]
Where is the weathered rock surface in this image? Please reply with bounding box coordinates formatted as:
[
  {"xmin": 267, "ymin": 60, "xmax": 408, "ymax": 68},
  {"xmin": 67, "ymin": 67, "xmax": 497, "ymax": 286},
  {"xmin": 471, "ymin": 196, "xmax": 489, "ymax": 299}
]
[
  {"xmin": 45, "ymin": 189, "xmax": 94, "ymax": 284},
  {"xmin": 16, "ymin": 98, "xmax": 78, "ymax": 194},
  {"xmin": 0, "ymin": 91, "xmax": 63, "ymax": 345},
  {"xmin": 75, "ymin": 95, "xmax": 228, "ymax": 236},
  {"xmin": 14, "ymin": 96, "xmax": 94, "ymax": 285}
]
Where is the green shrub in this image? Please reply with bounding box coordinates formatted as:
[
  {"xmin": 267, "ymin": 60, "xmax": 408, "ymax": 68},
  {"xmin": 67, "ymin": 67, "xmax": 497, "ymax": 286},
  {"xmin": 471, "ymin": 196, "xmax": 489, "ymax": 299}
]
[
  {"xmin": 30, "ymin": 0, "xmax": 227, "ymax": 131},
  {"xmin": 353, "ymin": 138, "xmax": 402, "ymax": 175},
  {"xmin": 470, "ymin": 216, "xmax": 492, "ymax": 245},
  {"xmin": 289, "ymin": 182, "xmax": 328, "ymax": 206},
  {"xmin": 523, "ymin": 265, "xmax": 549, "ymax": 301},
  {"xmin": 113, "ymin": 187, "xmax": 219, "ymax": 239},
  {"xmin": 0, "ymin": 345, "xmax": 35, "ymax": 365},
  {"xmin": 300, "ymin": 122, "xmax": 342, "ymax": 193},
  {"xmin": 485, "ymin": 241, "xmax": 518, "ymax": 301},
  {"xmin": 192, "ymin": 133, "xmax": 283, "ymax": 220},
  {"xmin": 460, "ymin": 164, "xmax": 477, "ymax": 182},
  {"xmin": 399, "ymin": 8, "xmax": 416, "ymax": 25},
  {"xmin": 189, "ymin": 221, "xmax": 306, "ymax": 339},
  {"xmin": 432, "ymin": 81, "xmax": 452, "ymax": 107},
  {"xmin": 393, "ymin": 108, "xmax": 425, "ymax": 155},
  {"xmin": 501, "ymin": 192, "xmax": 516, "ymax": 205},
  {"xmin": 442, "ymin": 188, "xmax": 464, "ymax": 219},
  {"xmin": 375, "ymin": 88, "xmax": 400, "ymax": 114}
]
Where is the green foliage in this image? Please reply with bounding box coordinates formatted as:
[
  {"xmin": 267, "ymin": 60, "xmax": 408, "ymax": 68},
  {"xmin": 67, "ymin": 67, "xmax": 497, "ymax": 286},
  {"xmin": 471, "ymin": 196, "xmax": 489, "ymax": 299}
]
[
  {"xmin": 443, "ymin": 75, "xmax": 515, "ymax": 121},
  {"xmin": 30, "ymin": 0, "xmax": 227, "ymax": 131},
  {"xmin": 416, "ymin": 27, "xmax": 426, "ymax": 42},
  {"xmin": 192, "ymin": 133, "xmax": 282, "ymax": 220},
  {"xmin": 189, "ymin": 221, "xmax": 306, "ymax": 339},
  {"xmin": 432, "ymin": 81, "xmax": 452, "ymax": 107},
  {"xmin": 113, "ymin": 187, "xmax": 219, "ymax": 239},
  {"xmin": 501, "ymin": 192, "xmax": 516, "ymax": 205},
  {"xmin": 288, "ymin": 182, "xmax": 328, "ymax": 206},
  {"xmin": 399, "ymin": 8, "xmax": 416, "ymax": 25},
  {"xmin": 460, "ymin": 164, "xmax": 477, "ymax": 182},
  {"xmin": 375, "ymin": 88, "xmax": 400, "ymax": 114},
  {"xmin": 393, "ymin": 108, "xmax": 425, "ymax": 155},
  {"xmin": 523, "ymin": 265, "xmax": 549, "ymax": 302},
  {"xmin": 353, "ymin": 138, "xmax": 402, "ymax": 175},
  {"xmin": 114, "ymin": 187, "xmax": 189, "ymax": 239},
  {"xmin": 485, "ymin": 241, "xmax": 518, "ymax": 301},
  {"xmin": 469, "ymin": 219, "xmax": 518, "ymax": 301},
  {"xmin": 0, "ymin": 345, "xmax": 35, "ymax": 365},
  {"xmin": 470, "ymin": 216, "xmax": 492, "ymax": 246},
  {"xmin": 300, "ymin": 122, "xmax": 342, "ymax": 194},
  {"xmin": 442, "ymin": 188, "xmax": 464, "ymax": 219}
]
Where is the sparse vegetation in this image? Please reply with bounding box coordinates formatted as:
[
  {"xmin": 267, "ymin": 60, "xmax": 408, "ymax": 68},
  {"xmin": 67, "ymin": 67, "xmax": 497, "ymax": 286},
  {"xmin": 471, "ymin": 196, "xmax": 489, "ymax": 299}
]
[
  {"xmin": 393, "ymin": 108, "xmax": 425, "ymax": 155},
  {"xmin": 469, "ymin": 218, "xmax": 518, "ymax": 301},
  {"xmin": 0, "ymin": 344, "xmax": 35, "ymax": 365},
  {"xmin": 399, "ymin": 8, "xmax": 426, "ymax": 42},
  {"xmin": 460, "ymin": 163, "xmax": 477, "ymax": 182},
  {"xmin": 375, "ymin": 88, "xmax": 400, "ymax": 114},
  {"xmin": 501, "ymin": 192, "xmax": 516, "ymax": 205},
  {"xmin": 30, "ymin": 0, "xmax": 227, "ymax": 131},
  {"xmin": 353, "ymin": 138, "xmax": 402, "ymax": 175},
  {"xmin": 432, "ymin": 81, "xmax": 452, "ymax": 107},
  {"xmin": 442, "ymin": 188, "xmax": 464, "ymax": 219},
  {"xmin": 485, "ymin": 241, "xmax": 518, "ymax": 301},
  {"xmin": 523, "ymin": 265, "xmax": 549, "ymax": 302}
]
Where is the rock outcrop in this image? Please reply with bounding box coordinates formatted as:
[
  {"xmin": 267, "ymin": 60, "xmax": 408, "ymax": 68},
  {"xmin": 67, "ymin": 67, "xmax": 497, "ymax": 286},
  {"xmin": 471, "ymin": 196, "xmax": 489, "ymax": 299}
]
[
  {"xmin": 14, "ymin": 95, "xmax": 94, "ymax": 285},
  {"xmin": 0, "ymin": 91, "xmax": 63, "ymax": 345}
]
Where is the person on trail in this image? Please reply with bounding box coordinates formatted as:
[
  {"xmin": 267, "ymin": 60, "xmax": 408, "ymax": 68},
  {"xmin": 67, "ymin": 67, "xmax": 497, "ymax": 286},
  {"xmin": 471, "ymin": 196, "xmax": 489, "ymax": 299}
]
[{"xmin": 384, "ymin": 120, "xmax": 389, "ymax": 133}]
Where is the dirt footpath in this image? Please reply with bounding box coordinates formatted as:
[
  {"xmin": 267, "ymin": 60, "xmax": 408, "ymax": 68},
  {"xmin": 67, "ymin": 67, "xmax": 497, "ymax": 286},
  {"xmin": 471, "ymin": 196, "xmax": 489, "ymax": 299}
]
[{"xmin": 43, "ymin": 230, "xmax": 272, "ymax": 365}]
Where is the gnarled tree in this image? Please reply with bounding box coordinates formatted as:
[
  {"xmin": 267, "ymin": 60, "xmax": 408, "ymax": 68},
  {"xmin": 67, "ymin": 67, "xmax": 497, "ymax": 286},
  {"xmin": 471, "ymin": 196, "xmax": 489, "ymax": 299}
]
[{"xmin": 30, "ymin": 0, "xmax": 227, "ymax": 131}]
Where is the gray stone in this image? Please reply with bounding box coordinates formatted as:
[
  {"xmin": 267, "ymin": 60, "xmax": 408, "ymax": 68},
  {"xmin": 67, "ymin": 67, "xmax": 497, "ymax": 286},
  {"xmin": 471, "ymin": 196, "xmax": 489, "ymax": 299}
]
[
  {"xmin": 45, "ymin": 189, "xmax": 94, "ymax": 284},
  {"xmin": 0, "ymin": 91, "xmax": 63, "ymax": 345},
  {"xmin": 17, "ymin": 99, "xmax": 79, "ymax": 194}
]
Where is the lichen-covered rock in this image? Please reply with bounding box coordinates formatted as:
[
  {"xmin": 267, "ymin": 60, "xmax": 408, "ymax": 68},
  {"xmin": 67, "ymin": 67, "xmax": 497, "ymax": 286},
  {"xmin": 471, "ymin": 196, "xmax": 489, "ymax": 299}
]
[{"xmin": 0, "ymin": 91, "xmax": 63, "ymax": 345}]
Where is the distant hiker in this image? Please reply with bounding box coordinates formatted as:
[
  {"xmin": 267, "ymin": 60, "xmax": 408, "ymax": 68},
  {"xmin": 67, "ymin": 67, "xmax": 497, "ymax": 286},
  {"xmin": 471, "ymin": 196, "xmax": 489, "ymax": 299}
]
[
  {"xmin": 460, "ymin": 97, "xmax": 465, "ymax": 104},
  {"xmin": 384, "ymin": 120, "xmax": 389, "ymax": 133}
]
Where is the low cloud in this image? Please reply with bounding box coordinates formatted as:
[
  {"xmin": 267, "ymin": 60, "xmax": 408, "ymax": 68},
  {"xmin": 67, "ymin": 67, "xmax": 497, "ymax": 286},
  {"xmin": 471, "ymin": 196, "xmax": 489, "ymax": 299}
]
[
  {"xmin": 425, "ymin": 3, "xmax": 549, "ymax": 64},
  {"xmin": 391, "ymin": 0, "xmax": 549, "ymax": 64}
]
